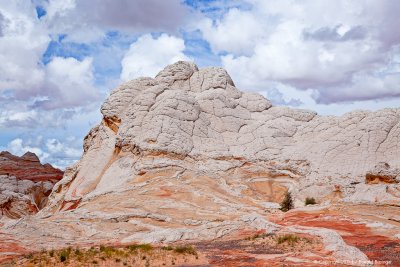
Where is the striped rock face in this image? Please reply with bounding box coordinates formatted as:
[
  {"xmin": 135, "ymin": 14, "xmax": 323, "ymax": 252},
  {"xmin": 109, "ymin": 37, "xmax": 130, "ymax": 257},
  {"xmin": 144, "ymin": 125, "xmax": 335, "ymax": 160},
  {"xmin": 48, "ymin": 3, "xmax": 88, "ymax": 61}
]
[
  {"xmin": 2, "ymin": 62, "xmax": 400, "ymax": 265},
  {"xmin": 0, "ymin": 151, "xmax": 63, "ymax": 219}
]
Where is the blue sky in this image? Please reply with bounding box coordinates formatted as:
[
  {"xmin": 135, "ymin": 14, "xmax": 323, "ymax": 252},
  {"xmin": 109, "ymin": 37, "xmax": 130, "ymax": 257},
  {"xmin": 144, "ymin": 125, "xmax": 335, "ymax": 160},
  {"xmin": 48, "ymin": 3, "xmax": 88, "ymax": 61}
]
[{"xmin": 0, "ymin": 0, "xmax": 399, "ymax": 168}]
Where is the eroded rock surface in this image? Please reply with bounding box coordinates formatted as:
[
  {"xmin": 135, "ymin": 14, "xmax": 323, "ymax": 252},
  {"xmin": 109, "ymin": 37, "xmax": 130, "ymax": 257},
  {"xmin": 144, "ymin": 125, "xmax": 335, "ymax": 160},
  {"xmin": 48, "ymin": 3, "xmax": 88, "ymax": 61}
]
[
  {"xmin": 366, "ymin": 162, "xmax": 400, "ymax": 184},
  {"xmin": 45, "ymin": 61, "xmax": 400, "ymax": 210},
  {"xmin": 0, "ymin": 151, "xmax": 63, "ymax": 218}
]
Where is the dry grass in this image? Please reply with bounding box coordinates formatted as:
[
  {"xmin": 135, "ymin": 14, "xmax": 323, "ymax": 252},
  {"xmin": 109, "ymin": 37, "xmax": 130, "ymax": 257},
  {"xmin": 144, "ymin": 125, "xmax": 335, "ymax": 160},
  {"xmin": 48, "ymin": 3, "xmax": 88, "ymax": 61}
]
[
  {"xmin": 277, "ymin": 234, "xmax": 300, "ymax": 245},
  {"xmin": 10, "ymin": 243, "xmax": 204, "ymax": 267},
  {"xmin": 242, "ymin": 232, "xmax": 317, "ymax": 253}
]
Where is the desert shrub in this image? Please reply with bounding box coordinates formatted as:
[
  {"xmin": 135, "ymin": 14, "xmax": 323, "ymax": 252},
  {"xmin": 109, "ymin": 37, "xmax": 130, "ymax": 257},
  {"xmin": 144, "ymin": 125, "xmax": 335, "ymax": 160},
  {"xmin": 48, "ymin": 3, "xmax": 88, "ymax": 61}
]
[
  {"xmin": 277, "ymin": 234, "xmax": 299, "ymax": 245},
  {"xmin": 280, "ymin": 191, "xmax": 294, "ymax": 212},
  {"xmin": 99, "ymin": 245, "xmax": 117, "ymax": 257},
  {"xmin": 174, "ymin": 245, "xmax": 197, "ymax": 255},
  {"xmin": 59, "ymin": 249, "xmax": 70, "ymax": 262},
  {"xmin": 128, "ymin": 243, "xmax": 153, "ymax": 252},
  {"xmin": 74, "ymin": 248, "xmax": 82, "ymax": 256},
  {"xmin": 305, "ymin": 197, "xmax": 316, "ymax": 205},
  {"xmin": 245, "ymin": 232, "xmax": 273, "ymax": 241},
  {"xmin": 59, "ymin": 254, "xmax": 67, "ymax": 262},
  {"xmin": 161, "ymin": 246, "xmax": 174, "ymax": 251}
]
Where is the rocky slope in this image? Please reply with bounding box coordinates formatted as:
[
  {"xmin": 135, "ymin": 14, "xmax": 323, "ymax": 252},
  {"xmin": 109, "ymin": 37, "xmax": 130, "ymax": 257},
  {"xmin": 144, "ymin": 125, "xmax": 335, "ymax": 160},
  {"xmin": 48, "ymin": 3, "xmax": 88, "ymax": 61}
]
[
  {"xmin": 1, "ymin": 61, "xmax": 400, "ymax": 265},
  {"xmin": 0, "ymin": 151, "xmax": 63, "ymax": 218}
]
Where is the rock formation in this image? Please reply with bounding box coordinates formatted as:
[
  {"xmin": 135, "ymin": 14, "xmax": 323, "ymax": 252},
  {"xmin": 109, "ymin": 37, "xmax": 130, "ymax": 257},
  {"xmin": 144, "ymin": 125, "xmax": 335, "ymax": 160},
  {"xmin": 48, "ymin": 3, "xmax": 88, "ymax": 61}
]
[
  {"xmin": 47, "ymin": 61, "xmax": 400, "ymax": 211},
  {"xmin": 366, "ymin": 162, "xmax": 400, "ymax": 184},
  {"xmin": 2, "ymin": 62, "xmax": 400, "ymax": 265},
  {"xmin": 0, "ymin": 151, "xmax": 63, "ymax": 218}
]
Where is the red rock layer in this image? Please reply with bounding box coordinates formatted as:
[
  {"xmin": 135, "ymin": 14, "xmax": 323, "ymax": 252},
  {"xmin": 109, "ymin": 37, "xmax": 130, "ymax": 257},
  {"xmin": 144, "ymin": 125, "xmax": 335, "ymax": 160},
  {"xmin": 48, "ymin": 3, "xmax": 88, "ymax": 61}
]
[
  {"xmin": 0, "ymin": 151, "xmax": 63, "ymax": 182},
  {"xmin": 270, "ymin": 211, "xmax": 400, "ymax": 266},
  {"xmin": 0, "ymin": 228, "xmax": 28, "ymax": 264}
]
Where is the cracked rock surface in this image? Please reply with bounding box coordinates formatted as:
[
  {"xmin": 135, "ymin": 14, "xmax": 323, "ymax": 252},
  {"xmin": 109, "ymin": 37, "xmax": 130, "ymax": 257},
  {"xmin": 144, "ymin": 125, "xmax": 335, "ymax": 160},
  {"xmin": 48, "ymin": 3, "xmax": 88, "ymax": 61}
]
[{"xmin": 51, "ymin": 61, "xmax": 400, "ymax": 208}]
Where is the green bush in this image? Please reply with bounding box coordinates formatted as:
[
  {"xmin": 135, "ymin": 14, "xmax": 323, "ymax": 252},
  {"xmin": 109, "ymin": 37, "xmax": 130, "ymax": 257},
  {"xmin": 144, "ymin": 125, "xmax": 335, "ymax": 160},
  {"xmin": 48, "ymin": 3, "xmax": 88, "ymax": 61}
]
[
  {"xmin": 280, "ymin": 191, "xmax": 294, "ymax": 212},
  {"xmin": 305, "ymin": 197, "xmax": 316, "ymax": 205},
  {"xmin": 59, "ymin": 249, "xmax": 69, "ymax": 262}
]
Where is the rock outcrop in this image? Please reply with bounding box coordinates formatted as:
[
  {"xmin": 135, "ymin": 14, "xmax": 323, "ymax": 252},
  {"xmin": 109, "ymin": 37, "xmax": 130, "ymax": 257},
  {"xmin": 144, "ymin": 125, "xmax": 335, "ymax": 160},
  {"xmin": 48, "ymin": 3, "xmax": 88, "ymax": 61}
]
[
  {"xmin": 2, "ymin": 62, "xmax": 400, "ymax": 265},
  {"xmin": 366, "ymin": 162, "xmax": 400, "ymax": 184},
  {"xmin": 0, "ymin": 151, "xmax": 63, "ymax": 218}
]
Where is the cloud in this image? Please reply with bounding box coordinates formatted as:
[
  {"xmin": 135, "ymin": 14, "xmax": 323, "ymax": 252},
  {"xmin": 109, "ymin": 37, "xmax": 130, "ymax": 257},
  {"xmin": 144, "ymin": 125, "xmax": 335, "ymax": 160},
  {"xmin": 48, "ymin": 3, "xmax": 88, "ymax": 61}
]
[
  {"xmin": 199, "ymin": 8, "xmax": 264, "ymax": 55},
  {"xmin": 316, "ymin": 71, "xmax": 400, "ymax": 103},
  {"xmin": 46, "ymin": 138, "xmax": 81, "ymax": 159},
  {"xmin": 303, "ymin": 25, "xmax": 367, "ymax": 42},
  {"xmin": 263, "ymin": 88, "xmax": 303, "ymax": 107},
  {"xmin": 0, "ymin": 1, "xmax": 102, "ymax": 133},
  {"xmin": 0, "ymin": 55, "xmax": 101, "ymax": 129},
  {"xmin": 0, "ymin": 1, "xmax": 49, "ymax": 93},
  {"xmin": 0, "ymin": 12, "xmax": 5, "ymax": 36},
  {"xmin": 120, "ymin": 33, "xmax": 190, "ymax": 80},
  {"xmin": 43, "ymin": 0, "xmax": 192, "ymax": 43},
  {"xmin": 198, "ymin": 0, "xmax": 400, "ymax": 104},
  {"xmin": 32, "ymin": 57, "xmax": 100, "ymax": 110}
]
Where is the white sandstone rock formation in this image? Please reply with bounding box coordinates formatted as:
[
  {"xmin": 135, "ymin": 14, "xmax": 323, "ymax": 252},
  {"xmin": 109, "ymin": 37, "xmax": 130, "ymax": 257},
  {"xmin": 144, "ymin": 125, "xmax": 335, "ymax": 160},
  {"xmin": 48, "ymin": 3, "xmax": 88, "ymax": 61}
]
[{"xmin": 45, "ymin": 61, "xmax": 400, "ymax": 213}]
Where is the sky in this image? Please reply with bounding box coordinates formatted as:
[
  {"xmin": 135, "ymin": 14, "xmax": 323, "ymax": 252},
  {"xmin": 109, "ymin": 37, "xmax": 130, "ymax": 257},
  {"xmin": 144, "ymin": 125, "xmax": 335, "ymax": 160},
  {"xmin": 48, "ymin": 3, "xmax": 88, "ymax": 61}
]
[{"xmin": 0, "ymin": 0, "xmax": 399, "ymax": 169}]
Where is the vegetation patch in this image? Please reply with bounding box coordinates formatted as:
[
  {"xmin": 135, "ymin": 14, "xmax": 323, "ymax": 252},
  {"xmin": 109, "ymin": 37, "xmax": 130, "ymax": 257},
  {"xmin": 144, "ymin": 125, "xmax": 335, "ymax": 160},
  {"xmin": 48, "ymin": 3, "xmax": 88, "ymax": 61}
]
[
  {"xmin": 280, "ymin": 191, "xmax": 294, "ymax": 212},
  {"xmin": 173, "ymin": 245, "xmax": 197, "ymax": 255},
  {"xmin": 245, "ymin": 232, "xmax": 274, "ymax": 241},
  {"xmin": 128, "ymin": 243, "xmax": 153, "ymax": 252},
  {"xmin": 10, "ymin": 243, "xmax": 202, "ymax": 267},
  {"xmin": 277, "ymin": 234, "xmax": 300, "ymax": 245},
  {"xmin": 305, "ymin": 197, "xmax": 316, "ymax": 205}
]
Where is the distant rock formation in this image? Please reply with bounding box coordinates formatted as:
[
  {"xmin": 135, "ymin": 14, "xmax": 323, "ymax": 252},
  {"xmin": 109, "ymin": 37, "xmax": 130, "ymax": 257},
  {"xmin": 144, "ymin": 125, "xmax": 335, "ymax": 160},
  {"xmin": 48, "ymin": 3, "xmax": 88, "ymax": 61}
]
[{"xmin": 0, "ymin": 151, "xmax": 63, "ymax": 218}]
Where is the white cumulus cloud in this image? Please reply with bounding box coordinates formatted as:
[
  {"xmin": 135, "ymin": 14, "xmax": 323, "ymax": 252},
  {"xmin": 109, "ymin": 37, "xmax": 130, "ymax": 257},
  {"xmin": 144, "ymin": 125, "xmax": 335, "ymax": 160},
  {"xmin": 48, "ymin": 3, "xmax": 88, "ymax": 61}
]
[
  {"xmin": 120, "ymin": 34, "xmax": 190, "ymax": 81},
  {"xmin": 198, "ymin": 0, "xmax": 400, "ymax": 105},
  {"xmin": 43, "ymin": 0, "xmax": 191, "ymax": 43}
]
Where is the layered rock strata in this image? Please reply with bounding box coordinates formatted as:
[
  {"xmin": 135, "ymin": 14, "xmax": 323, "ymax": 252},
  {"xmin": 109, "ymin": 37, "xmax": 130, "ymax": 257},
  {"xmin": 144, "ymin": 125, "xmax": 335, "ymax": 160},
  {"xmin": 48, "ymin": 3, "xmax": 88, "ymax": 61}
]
[{"xmin": 0, "ymin": 151, "xmax": 63, "ymax": 218}]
